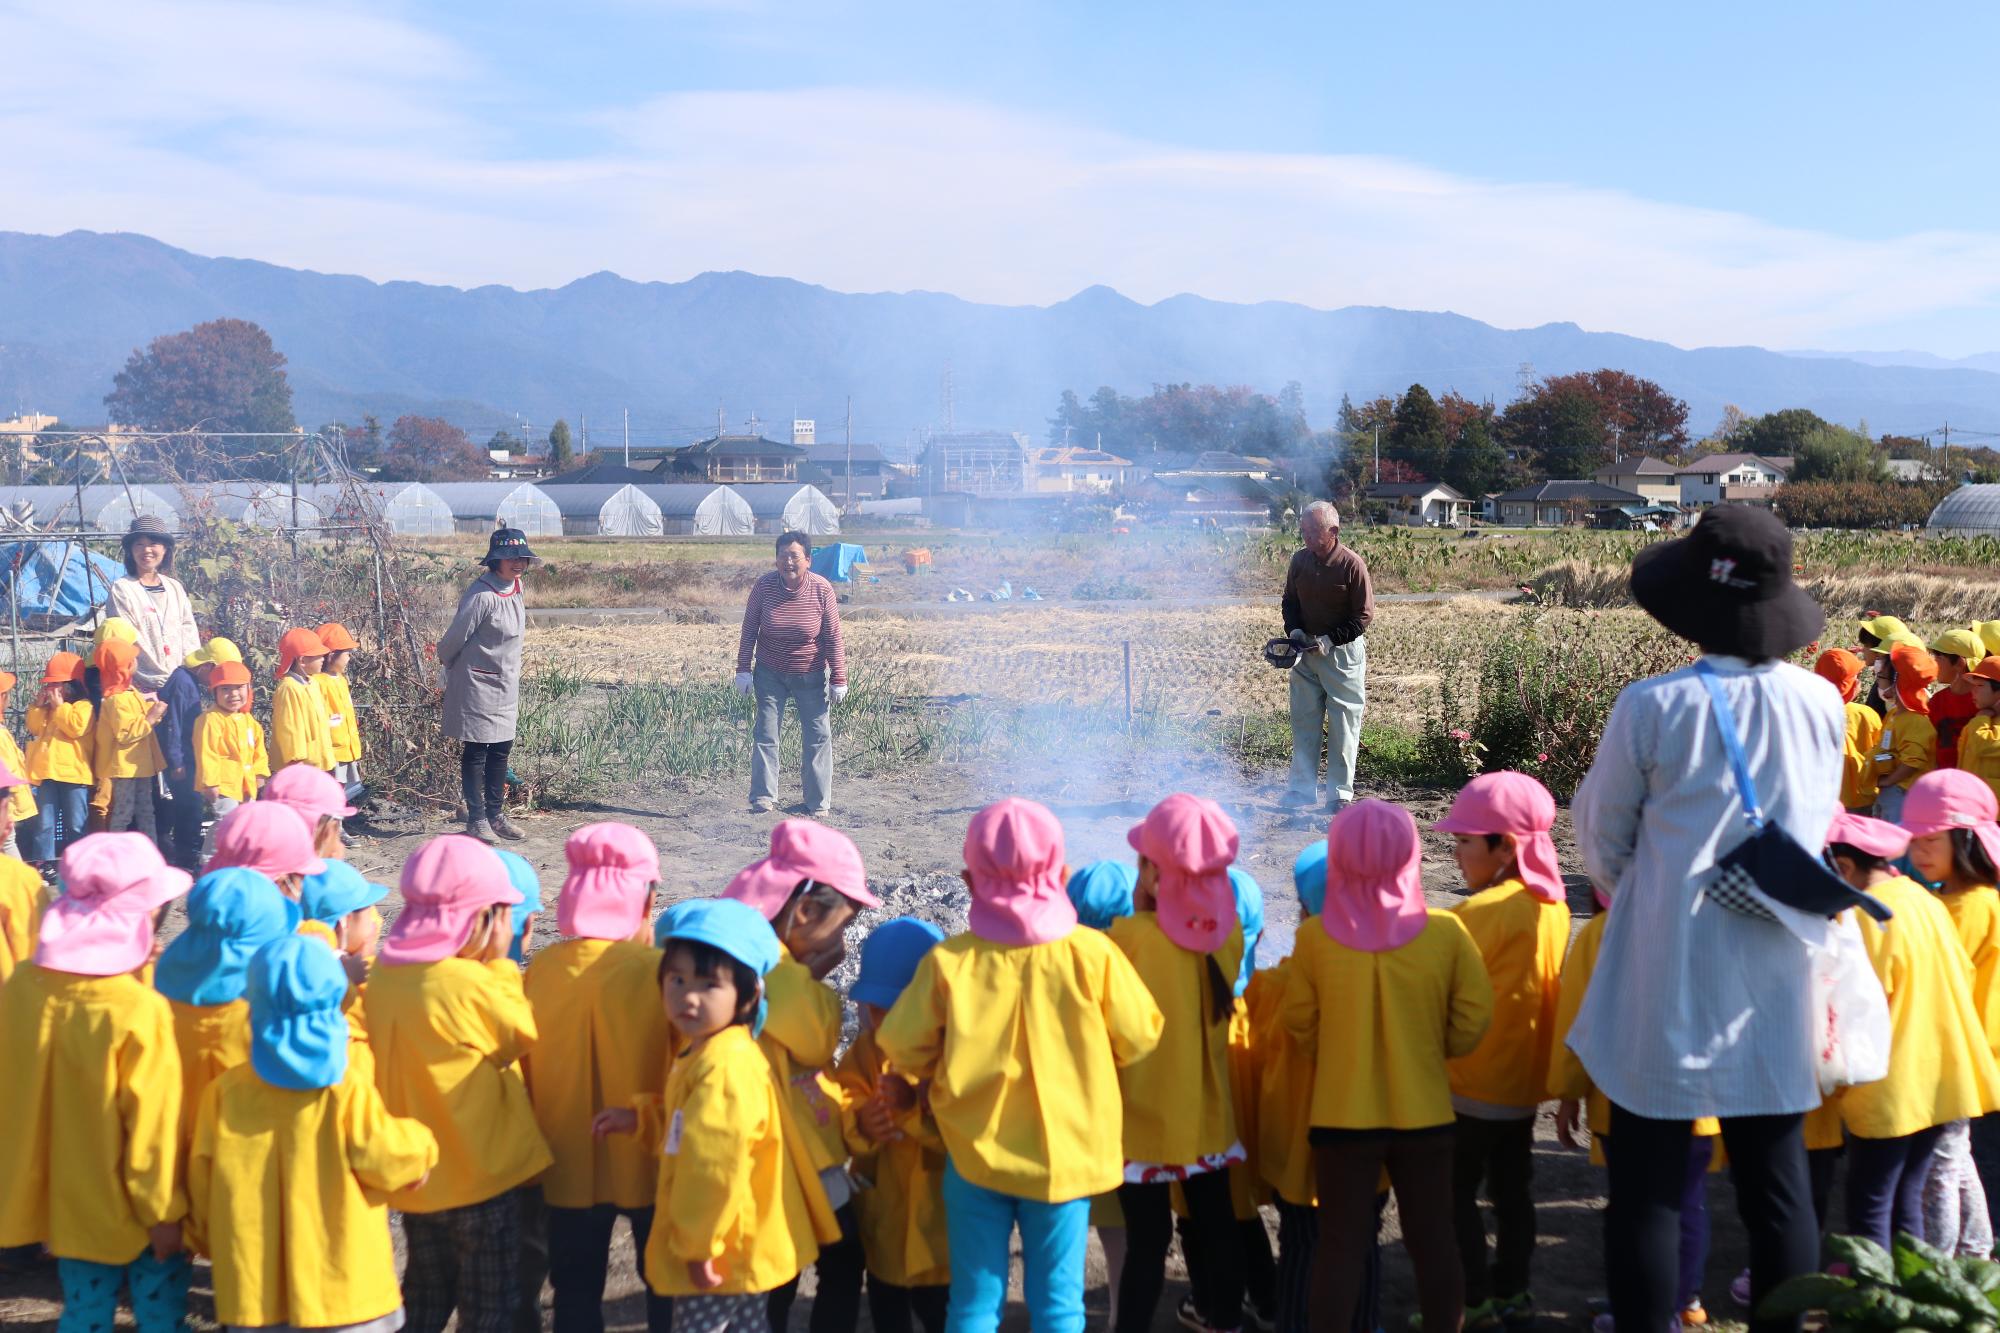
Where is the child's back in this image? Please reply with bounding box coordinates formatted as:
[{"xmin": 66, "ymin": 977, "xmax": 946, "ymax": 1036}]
[
  {"xmin": 1448, "ymin": 877, "xmax": 1570, "ymax": 1112},
  {"xmin": 1107, "ymin": 909, "xmax": 1243, "ymax": 1169},
  {"xmin": 27, "ymin": 692, "xmax": 94, "ymax": 786},
  {"xmin": 0, "ymin": 849, "xmax": 41, "ymax": 985},
  {"xmin": 1844, "ymin": 702, "xmax": 1885, "ymax": 811}
]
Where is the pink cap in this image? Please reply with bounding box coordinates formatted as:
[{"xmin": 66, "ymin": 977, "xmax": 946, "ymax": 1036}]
[
  {"xmin": 208, "ymin": 801, "xmax": 326, "ymax": 880},
  {"xmin": 1321, "ymin": 800, "xmax": 1430, "ymax": 953},
  {"xmin": 35, "ymin": 833, "xmax": 193, "ymax": 975},
  {"xmin": 1901, "ymin": 768, "xmax": 2000, "ymax": 872},
  {"xmin": 1432, "ymin": 771, "xmax": 1564, "ymax": 904},
  {"xmin": 1127, "ymin": 793, "xmax": 1239, "ymax": 952},
  {"xmin": 723, "ymin": 819, "xmax": 880, "ymax": 919},
  {"xmin": 263, "ymin": 764, "xmax": 357, "ymax": 825},
  {"xmin": 1828, "ymin": 811, "xmax": 1913, "ymax": 861},
  {"xmin": 964, "ymin": 797, "xmax": 1075, "ymax": 946},
  {"xmin": 558, "ymin": 822, "xmax": 659, "ymax": 941},
  {"xmin": 380, "ymin": 835, "xmax": 518, "ymax": 965}
]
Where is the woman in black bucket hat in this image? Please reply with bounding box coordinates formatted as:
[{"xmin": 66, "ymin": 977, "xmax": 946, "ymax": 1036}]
[{"xmin": 437, "ymin": 526, "xmax": 537, "ymax": 841}]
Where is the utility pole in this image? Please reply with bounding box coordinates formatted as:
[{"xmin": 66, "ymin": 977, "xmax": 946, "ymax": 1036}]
[
  {"xmin": 623, "ymin": 408, "xmax": 630, "ymax": 467},
  {"xmin": 844, "ymin": 396, "xmax": 854, "ymax": 510},
  {"xmin": 717, "ymin": 405, "xmax": 725, "ymax": 439},
  {"xmin": 1373, "ymin": 424, "xmax": 1380, "ymax": 484}
]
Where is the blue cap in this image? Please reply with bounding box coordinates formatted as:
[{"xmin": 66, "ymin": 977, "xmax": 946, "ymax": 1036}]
[
  {"xmin": 1066, "ymin": 860, "xmax": 1137, "ymax": 930},
  {"xmin": 655, "ymin": 898, "xmax": 783, "ymax": 1036},
  {"xmin": 494, "ymin": 850, "xmax": 542, "ymax": 963},
  {"xmin": 851, "ymin": 917, "xmax": 945, "ymax": 1011},
  {"xmin": 155, "ymin": 868, "xmax": 301, "ymax": 1006},
  {"xmin": 247, "ymin": 935, "xmax": 350, "ymax": 1091},
  {"xmin": 1227, "ymin": 866, "xmax": 1265, "ymax": 997},
  {"xmin": 297, "ymin": 861, "xmax": 389, "ymax": 928},
  {"xmin": 1292, "ymin": 840, "xmax": 1328, "ymax": 918}
]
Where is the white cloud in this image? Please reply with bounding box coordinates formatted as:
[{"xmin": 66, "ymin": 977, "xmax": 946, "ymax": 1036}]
[{"xmin": 5, "ymin": 2, "xmax": 2000, "ymax": 351}]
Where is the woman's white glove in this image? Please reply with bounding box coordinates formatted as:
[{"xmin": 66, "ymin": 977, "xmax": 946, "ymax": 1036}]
[
  {"xmin": 733, "ymin": 672, "xmax": 754, "ymax": 696},
  {"xmin": 832, "ymin": 684, "xmax": 849, "ymax": 703}
]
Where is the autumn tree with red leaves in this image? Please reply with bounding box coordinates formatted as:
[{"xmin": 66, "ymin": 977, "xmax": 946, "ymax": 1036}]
[
  {"xmin": 372, "ymin": 415, "xmax": 492, "ymax": 483},
  {"xmin": 104, "ymin": 318, "xmax": 297, "ymax": 478}
]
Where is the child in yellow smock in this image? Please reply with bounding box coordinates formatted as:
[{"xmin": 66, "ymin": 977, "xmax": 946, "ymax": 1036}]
[
  {"xmin": 27, "ymin": 651, "xmax": 93, "ymax": 865},
  {"xmin": 92, "ymin": 640, "xmax": 165, "ymax": 840},
  {"xmin": 1432, "ymin": 771, "xmax": 1571, "ymax": 1327},
  {"xmin": 1817, "ymin": 648, "xmax": 1883, "ymax": 813},
  {"xmin": 315, "ymin": 621, "xmax": 364, "ymax": 787},
  {"xmin": 1875, "ymin": 645, "xmax": 1939, "ymax": 823},
  {"xmin": 0, "ymin": 758, "xmax": 42, "ymax": 986},
  {"xmin": 86, "ymin": 617, "xmax": 140, "ymax": 825},
  {"xmin": 832, "ymin": 916, "xmax": 951, "ymax": 1333},
  {"xmin": 369, "ymin": 834, "xmax": 554, "ymax": 1333},
  {"xmin": 877, "ymin": 797, "xmax": 1165, "ymax": 1333},
  {"xmin": 1281, "ymin": 798, "xmax": 1493, "ymax": 1333},
  {"xmin": 270, "ymin": 627, "xmax": 335, "ymax": 773},
  {"xmin": 0, "ymin": 670, "xmax": 37, "ymax": 863},
  {"xmin": 189, "ymin": 934, "xmax": 438, "ymax": 1331},
  {"xmin": 0, "ymin": 833, "xmax": 194, "ymax": 1331},
  {"xmin": 1826, "ymin": 811, "xmax": 2000, "ymax": 1250},
  {"xmin": 1064, "ymin": 858, "xmax": 1139, "ymax": 1309},
  {"xmin": 1110, "ymin": 793, "xmax": 1247, "ymax": 1333},
  {"xmin": 1961, "ymin": 657, "xmax": 2000, "ymax": 804},
  {"xmin": 194, "ymin": 660, "xmax": 267, "ymax": 819},
  {"xmin": 522, "ymin": 822, "xmax": 671, "ymax": 1333}
]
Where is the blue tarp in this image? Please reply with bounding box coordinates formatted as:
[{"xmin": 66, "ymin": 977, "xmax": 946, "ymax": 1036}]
[
  {"xmin": 0, "ymin": 542, "xmax": 125, "ymax": 624},
  {"xmin": 810, "ymin": 543, "xmax": 869, "ymax": 583}
]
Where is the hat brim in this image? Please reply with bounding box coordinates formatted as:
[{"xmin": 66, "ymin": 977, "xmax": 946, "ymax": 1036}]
[{"xmin": 1629, "ymin": 536, "xmax": 1825, "ymax": 659}]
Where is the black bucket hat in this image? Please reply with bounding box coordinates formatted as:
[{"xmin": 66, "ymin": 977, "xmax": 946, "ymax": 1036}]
[
  {"xmin": 122, "ymin": 514, "xmax": 176, "ymax": 549},
  {"xmin": 1628, "ymin": 505, "xmax": 1823, "ymax": 660},
  {"xmin": 483, "ymin": 527, "xmax": 538, "ymax": 567}
]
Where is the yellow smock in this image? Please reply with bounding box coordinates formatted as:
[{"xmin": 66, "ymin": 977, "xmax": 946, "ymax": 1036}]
[
  {"xmin": 168, "ymin": 997, "xmax": 251, "ymax": 1152},
  {"xmin": 1252, "ymin": 950, "xmax": 1317, "ymax": 1207},
  {"xmin": 1282, "ymin": 911, "xmax": 1493, "ymax": 1132},
  {"xmin": 760, "ymin": 952, "xmax": 848, "ymax": 1175},
  {"xmin": 0, "ymin": 964, "xmax": 185, "ymax": 1264},
  {"xmin": 195, "ymin": 708, "xmax": 270, "ymax": 802},
  {"xmin": 831, "ymin": 1027, "xmax": 950, "ymax": 1289},
  {"xmin": 1945, "ymin": 886, "xmax": 2000, "ymax": 1057},
  {"xmin": 27, "ymin": 699, "xmax": 94, "ymax": 786},
  {"xmin": 522, "ymin": 938, "xmax": 670, "ymax": 1210},
  {"xmin": 876, "ymin": 929, "xmax": 1165, "ymax": 1203},
  {"xmin": 270, "ymin": 674, "xmax": 334, "ymax": 772},
  {"xmin": 1843, "ymin": 877, "xmax": 2000, "ymax": 1139},
  {"xmin": 1840, "ymin": 703, "xmax": 1884, "ymax": 811},
  {"xmin": 0, "ymin": 854, "xmax": 43, "ymax": 986},
  {"xmin": 1106, "ymin": 912, "xmax": 1242, "ymax": 1167},
  {"xmin": 1223, "ymin": 995, "xmax": 1262, "ymax": 1221},
  {"xmin": 366, "ymin": 957, "xmax": 553, "ymax": 1212},
  {"xmin": 94, "ymin": 690, "xmax": 163, "ymax": 779},
  {"xmin": 0, "ymin": 727, "xmax": 35, "ymax": 823},
  {"xmin": 1449, "ymin": 879, "xmax": 1570, "ymax": 1110},
  {"xmin": 188, "ymin": 1059, "xmax": 438, "ymax": 1329},
  {"xmin": 1960, "ymin": 713, "xmax": 2000, "ymax": 804},
  {"xmin": 316, "ymin": 672, "xmax": 363, "ymax": 764},
  {"xmin": 1874, "ymin": 709, "xmax": 1937, "ymax": 792},
  {"xmin": 641, "ymin": 1024, "xmax": 831, "ymax": 1297}
]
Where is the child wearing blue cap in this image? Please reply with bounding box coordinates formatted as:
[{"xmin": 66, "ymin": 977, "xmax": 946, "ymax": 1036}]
[
  {"xmin": 596, "ymin": 898, "xmax": 838, "ymax": 1332},
  {"xmin": 189, "ymin": 935, "xmax": 438, "ymax": 1331},
  {"xmin": 297, "ymin": 861, "xmax": 390, "ymax": 1025},
  {"xmin": 830, "ymin": 916, "xmax": 950, "ymax": 1333}
]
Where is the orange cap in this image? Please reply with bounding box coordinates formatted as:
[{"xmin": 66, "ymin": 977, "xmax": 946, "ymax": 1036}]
[
  {"xmin": 314, "ymin": 622, "xmax": 359, "ymax": 652},
  {"xmin": 0, "ymin": 672, "xmax": 17, "ymax": 694},
  {"xmin": 1969, "ymin": 656, "xmax": 2000, "ymax": 687},
  {"xmin": 1890, "ymin": 644, "xmax": 1938, "ymax": 717},
  {"xmin": 1814, "ymin": 648, "xmax": 1864, "ymax": 704},
  {"xmin": 276, "ymin": 628, "xmax": 329, "ymax": 679},
  {"xmin": 208, "ymin": 660, "xmax": 252, "ymax": 689},
  {"xmin": 96, "ymin": 640, "xmax": 137, "ymax": 696},
  {"xmin": 42, "ymin": 651, "xmax": 82, "ymax": 685}
]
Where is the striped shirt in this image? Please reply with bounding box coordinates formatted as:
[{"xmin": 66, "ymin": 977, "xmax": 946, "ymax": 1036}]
[{"xmin": 736, "ymin": 571, "xmax": 847, "ymax": 685}]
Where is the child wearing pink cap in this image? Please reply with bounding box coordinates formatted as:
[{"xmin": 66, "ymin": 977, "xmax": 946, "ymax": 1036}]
[
  {"xmin": 0, "ymin": 756, "xmax": 42, "ymax": 986},
  {"xmin": 1826, "ymin": 810, "xmax": 2000, "ymax": 1250},
  {"xmin": 1280, "ymin": 799, "xmax": 1493, "ymax": 1333},
  {"xmin": 876, "ymin": 797, "xmax": 1165, "ymax": 1333},
  {"xmin": 0, "ymin": 833, "xmax": 194, "ymax": 1331},
  {"xmin": 1430, "ymin": 771, "xmax": 1572, "ymax": 1328},
  {"xmin": 521, "ymin": 822, "xmax": 673, "ymax": 1333},
  {"xmin": 206, "ymin": 800, "xmax": 327, "ymax": 898},
  {"xmin": 261, "ymin": 762, "xmax": 357, "ymax": 861},
  {"xmin": 366, "ymin": 835, "xmax": 555, "ymax": 1333},
  {"xmin": 1109, "ymin": 793, "xmax": 1247, "ymax": 1333}
]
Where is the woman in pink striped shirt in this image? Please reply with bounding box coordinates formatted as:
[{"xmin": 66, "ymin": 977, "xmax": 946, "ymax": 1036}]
[{"xmin": 734, "ymin": 530, "xmax": 848, "ymax": 815}]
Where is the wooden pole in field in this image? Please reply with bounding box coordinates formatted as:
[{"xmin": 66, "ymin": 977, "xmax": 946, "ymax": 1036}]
[{"xmin": 1122, "ymin": 640, "xmax": 1133, "ymax": 732}]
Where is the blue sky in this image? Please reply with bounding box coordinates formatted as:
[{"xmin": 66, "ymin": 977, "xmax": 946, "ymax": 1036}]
[{"xmin": 6, "ymin": 0, "xmax": 1999, "ymax": 354}]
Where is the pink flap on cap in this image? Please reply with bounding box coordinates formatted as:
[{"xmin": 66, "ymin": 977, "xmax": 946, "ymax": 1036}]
[
  {"xmin": 558, "ymin": 822, "xmax": 660, "ymax": 941},
  {"xmin": 1900, "ymin": 768, "xmax": 2000, "ymax": 871},
  {"xmin": 1127, "ymin": 793, "xmax": 1239, "ymax": 951},
  {"xmin": 263, "ymin": 764, "xmax": 357, "ymax": 824},
  {"xmin": 380, "ymin": 835, "xmax": 519, "ymax": 965},
  {"xmin": 1321, "ymin": 800, "xmax": 1430, "ymax": 953},
  {"xmin": 1828, "ymin": 811, "xmax": 1913, "ymax": 861},
  {"xmin": 964, "ymin": 797, "xmax": 1075, "ymax": 946},
  {"xmin": 35, "ymin": 833, "xmax": 193, "ymax": 976},
  {"xmin": 1432, "ymin": 771, "xmax": 1565, "ymax": 904},
  {"xmin": 723, "ymin": 819, "xmax": 879, "ymax": 919},
  {"xmin": 209, "ymin": 801, "xmax": 327, "ymax": 880}
]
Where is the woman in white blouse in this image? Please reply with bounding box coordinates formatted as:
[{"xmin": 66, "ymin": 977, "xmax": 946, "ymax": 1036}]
[
  {"xmin": 106, "ymin": 514, "xmax": 202, "ymax": 691},
  {"xmin": 1569, "ymin": 506, "xmax": 1842, "ymax": 1333}
]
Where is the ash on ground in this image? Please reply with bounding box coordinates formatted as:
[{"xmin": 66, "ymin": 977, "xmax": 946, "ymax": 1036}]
[{"xmin": 828, "ymin": 870, "xmax": 972, "ymax": 1043}]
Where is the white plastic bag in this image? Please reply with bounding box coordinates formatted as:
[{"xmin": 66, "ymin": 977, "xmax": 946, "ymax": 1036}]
[{"xmin": 1810, "ymin": 912, "xmax": 1891, "ymax": 1095}]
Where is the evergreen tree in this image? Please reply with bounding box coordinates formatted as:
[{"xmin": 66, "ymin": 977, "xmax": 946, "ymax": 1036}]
[
  {"xmin": 548, "ymin": 419, "xmax": 573, "ymax": 471},
  {"xmin": 1388, "ymin": 384, "xmax": 1450, "ymax": 481},
  {"xmin": 1445, "ymin": 415, "xmax": 1507, "ymax": 498}
]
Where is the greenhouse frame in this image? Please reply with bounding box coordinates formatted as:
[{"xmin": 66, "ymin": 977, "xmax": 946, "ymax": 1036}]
[
  {"xmin": 544, "ymin": 483, "xmax": 664, "ymax": 537},
  {"xmin": 1928, "ymin": 485, "xmax": 2000, "ymax": 534},
  {"xmin": 427, "ymin": 482, "xmax": 565, "ymax": 538},
  {"xmin": 0, "ymin": 484, "xmax": 181, "ymax": 533},
  {"xmin": 640, "ymin": 484, "xmax": 757, "ymax": 536},
  {"xmin": 728, "ymin": 483, "xmax": 841, "ymax": 535},
  {"xmin": 288, "ymin": 482, "xmax": 457, "ymax": 537}
]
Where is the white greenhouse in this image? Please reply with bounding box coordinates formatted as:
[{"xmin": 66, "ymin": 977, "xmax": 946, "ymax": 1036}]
[
  {"xmin": 427, "ymin": 483, "xmax": 565, "ymax": 538},
  {"xmin": 545, "ymin": 483, "xmax": 664, "ymax": 537},
  {"xmin": 0, "ymin": 484, "xmax": 181, "ymax": 534},
  {"xmin": 1928, "ymin": 485, "xmax": 2000, "ymax": 534},
  {"xmin": 288, "ymin": 482, "xmax": 456, "ymax": 537},
  {"xmin": 176, "ymin": 482, "xmax": 299, "ymax": 528},
  {"xmin": 641, "ymin": 484, "xmax": 757, "ymax": 536},
  {"xmin": 729, "ymin": 483, "xmax": 840, "ymax": 535}
]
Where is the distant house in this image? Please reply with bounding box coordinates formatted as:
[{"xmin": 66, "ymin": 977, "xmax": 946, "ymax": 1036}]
[
  {"xmin": 1133, "ymin": 473, "xmax": 1275, "ymax": 528},
  {"xmin": 1493, "ymin": 480, "xmax": 1647, "ymax": 527},
  {"xmin": 1593, "ymin": 456, "xmax": 1682, "ymax": 505},
  {"xmin": 1365, "ymin": 481, "xmax": 1472, "ymax": 527},
  {"xmin": 1029, "ymin": 446, "xmax": 1133, "ymax": 494},
  {"xmin": 1677, "ymin": 453, "xmax": 1793, "ymax": 507},
  {"xmin": 920, "ymin": 431, "xmax": 1031, "ymax": 496},
  {"xmin": 542, "ymin": 462, "xmax": 657, "ymax": 487},
  {"xmin": 800, "ymin": 442, "xmax": 894, "ymax": 503},
  {"xmin": 1886, "ymin": 457, "xmax": 1948, "ymax": 483},
  {"xmin": 662, "ymin": 434, "xmax": 805, "ymax": 484},
  {"xmin": 1593, "ymin": 503, "xmax": 1687, "ymax": 532}
]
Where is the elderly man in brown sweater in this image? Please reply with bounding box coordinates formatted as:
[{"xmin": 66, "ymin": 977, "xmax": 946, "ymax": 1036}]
[{"xmin": 1281, "ymin": 500, "xmax": 1375, "ymax": 812}]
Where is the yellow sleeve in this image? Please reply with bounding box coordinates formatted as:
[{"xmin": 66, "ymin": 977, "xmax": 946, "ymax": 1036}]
[
  {"xmin": 249, "ymin": 720, "xmax": 270, "ymax": 783},
  {"xmin": 194, "ymin": 713, "xmax": 226, "ymax": 792},
  {"xmin": 1895, "ymin": 717, "xmax": 1937, "ymax": 773},
  {"xmin": 875, "ymin": 954, "xmax": 945, "ymax": 1081},
  {"xmin": 185, "ymin": 1076, "xmax": 219, "ymax": 1257},
  {"xmin": 342, "ymin": 1072, "xmax": 440, "ymax": 1197},
  {"xmin": 117, "ymin": 1003, "xmax": 187, "ymax": 1230},
  {"xmin": 762, "ymin": 961, "xmax": 841, "ymax": 1069},
  {"xmin": 1445, "ymin": 919, "xmax": 1497, "ymax": 1060},
  {"xmin": 631, "ymin": 1091, "xmax": 669, "ymax": 1156},
  {"xmin": 108, "ymin": 693, "xmax": 154, "ymax": 747},
  {"xmin": 1858, "ymin": 912, "xmax": 1898, "ymax": 1000},
  {"xmin": 480, "ymin": 959, "xmax": 540, "ymax": 1069},
  {"xmin": 830, "ymin": 1039, "xmax": 878, "ymax": 1159},
  {"xmin": 666, "ymin": 1055, "xmax": 765, "ymax": 1265},
  {"xmin": 1099, "ymin": 939, "xmax": 1166, "ymax": 1067},
  {"xmin": 1547, "ymin": 919, "xmax": 1600, "ymax": 1100},
  {"xmin": 270, "ymin": 683, "xmax": 306, "ymax": 766},
  {"xmin": 54, "ymin": 700, "xmax": 93, "ymax": 740},
  {"xmin": 1280, "ymin": 934, "xmax": 1321, "ymax": 1046}
]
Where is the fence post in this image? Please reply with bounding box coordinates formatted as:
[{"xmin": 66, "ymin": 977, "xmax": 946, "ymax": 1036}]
[
  {"xmin": 372, "ymin": 551, "xmax": 387, "ymax": 649},
  {"xmin": 1122, "ymin": 639, "xmax": 1133, "ymax": 733}
]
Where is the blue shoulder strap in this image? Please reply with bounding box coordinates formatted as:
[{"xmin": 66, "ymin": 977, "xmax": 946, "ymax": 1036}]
[{"xmin": 1695, "ymin": 659, "xmax": 1766, "ymax": 830}]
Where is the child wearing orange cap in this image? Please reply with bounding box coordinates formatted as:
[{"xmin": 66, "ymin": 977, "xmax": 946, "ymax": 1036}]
[
  {"xmin": 26, "ymin": 652, "xmax": 93, "ymax": 865},
  {"xmin": 0, "ymin": 671, "xmax": 36, "ymax": 862},
  {"xmin": 1960, "ymin": 657, "xmax": 2000, "ymax": 803},
  {"xmin": 1815, "ymin": 649, "xmax": 1884, "ymax": 813},
  {"xmin": 314, "ymin": 622, "xmax": 364, "ymax": 789},
  {"xmin": 93, "ymin": 641, "xmax": 166, "ymax": 841},
  {"xmin": 1874, "ymin": 644, "xmax": 1939, "ymax": 823},
  {"xmin": 194, "ymin": 660, "xmax": 268, "ymax": 824},
  {"xmin": 270, "ymin": 628, "xmax": 335, "ymax": 773}
]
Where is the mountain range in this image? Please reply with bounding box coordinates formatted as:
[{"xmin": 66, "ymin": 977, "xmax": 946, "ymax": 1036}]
[{"xmin": 6, "ymin": 229, "xmax": 2000, "ymax": 448}]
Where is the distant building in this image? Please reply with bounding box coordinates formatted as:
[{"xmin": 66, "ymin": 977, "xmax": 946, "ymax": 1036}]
[
  {"xmin": 919, "ymin": 430, "xmax": 1031, "ymax": 496},
  {"xmin": 1132, "ymin": 473, "xmax": 1276, "ymax": 528},
  {"xmin": 1677, "ymin": 453, "xmax": 1792, "ymax": 507},
  {"xmin": 1029, "ymin": 446, "xmax": 1132, "ymax": 494},
  {"xmin": 1493, "ymin": 480, "xmax": 1647, "ymax": 527},
  {"xmin": 792, "ymin": 420, "xmax": 816, "ymax": 447},
  {"xmin": 1593, "ymin": 456, "xmax": 1682, "ymax": 505},
  {"xmin": 1144, "ymin": 451, "xmax": 1277, "ymax": 481},
  {"xmin": 800, "ymin": 442, "xmax": 894, "ymax": 504},
  {"xmin": 1365, "ymin": 481, "xmax": 1471, "ymax": 527},
  {"xmin": 662, "ymin": 434, "xmax": 804, "ymax": 484},
  {"xmin": 1886, "ymin": 457, "xmax": 1947, "ymax": 483}
]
